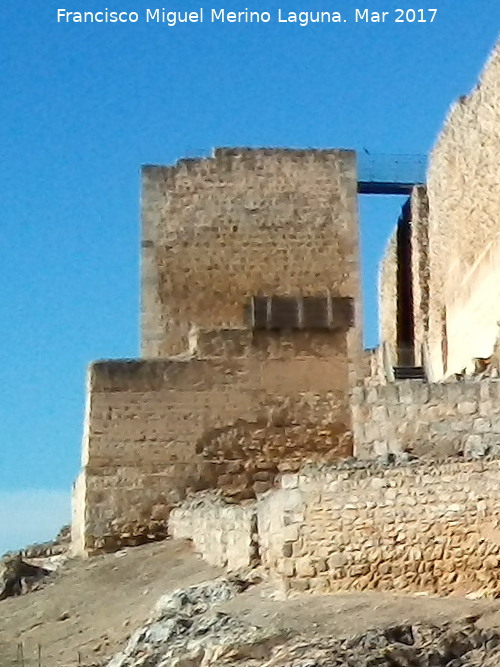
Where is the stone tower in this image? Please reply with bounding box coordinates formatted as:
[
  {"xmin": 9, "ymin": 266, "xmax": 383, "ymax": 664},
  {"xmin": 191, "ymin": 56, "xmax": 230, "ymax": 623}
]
[{"xmin": 72, "ymin": 148, "xmax": 363, "ymax": 555}]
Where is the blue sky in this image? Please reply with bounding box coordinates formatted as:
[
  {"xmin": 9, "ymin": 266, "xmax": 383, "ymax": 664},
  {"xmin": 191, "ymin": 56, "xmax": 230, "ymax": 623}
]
[{"xmin": 1, "ymin": 0, "xmax": 499, "ymax": 553}]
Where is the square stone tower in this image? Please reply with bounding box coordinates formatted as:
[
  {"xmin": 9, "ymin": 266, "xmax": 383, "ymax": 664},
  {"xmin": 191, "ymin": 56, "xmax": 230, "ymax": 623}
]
[{"xmin": 72, "ymin": 147, "xmax": 363, "ymax": 556}]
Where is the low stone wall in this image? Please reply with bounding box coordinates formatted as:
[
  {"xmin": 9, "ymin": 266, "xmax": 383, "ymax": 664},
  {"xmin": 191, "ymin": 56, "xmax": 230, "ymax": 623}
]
[
  {"xmin": 257, "ymin": 459, "xmax": 500, "ymax": 596},
  {"xmin": 352, "ymin": 378, "xmax": 500, "ymax": 460},
  {"xmin": 168, "ymin": 493, "xmax": 258, "ymax": 571}
]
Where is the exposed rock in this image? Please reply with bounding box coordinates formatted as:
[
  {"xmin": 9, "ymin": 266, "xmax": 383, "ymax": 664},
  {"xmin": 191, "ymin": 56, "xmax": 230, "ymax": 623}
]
[
  {"xmin": 106, "ymin": 577, "xmax": 282, "ymax": 667},
  {"xmin": 1, "ymin": 524, "xmax": 71, "ymax": 560},
  {"xmin": 0, "ymin": 553, "xmax": 51, "ymax": 601},
  {"xmin": 105, "ymin": 592, "xmax": 500, "ymax": 667},
  {"xmin": 259, "ymin": 621, "xmax": 500, "ymax": 667},
  {"xmin": 103, "ymin": 574, "xmax": 500, "ymax": 667}
]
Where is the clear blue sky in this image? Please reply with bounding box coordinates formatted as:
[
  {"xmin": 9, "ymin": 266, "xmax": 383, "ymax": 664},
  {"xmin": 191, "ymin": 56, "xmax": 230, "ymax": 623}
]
[{"xmin": 1, "ymin": 0, "xmax": 499, "ymax": 553}]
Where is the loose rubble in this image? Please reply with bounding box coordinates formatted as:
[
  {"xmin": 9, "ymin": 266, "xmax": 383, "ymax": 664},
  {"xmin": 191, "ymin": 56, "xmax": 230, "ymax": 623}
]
[
  {"xmin": 106, "ymin": 593, "xmax": 500, "ymax": 667},
  {"xmin": 0, "ymin": 524, "xmax": 70, "ymax": 600},
  {"xmin": 107, "ymin": 577, "xmax": 282, "ymax": 667},
  {"xmin": 0, "ymin": 554, "xmax": 51, "ymax": 600},
  {"xmin": 258, "ymin": 621, "xmax": 500, "ymax": 667}
]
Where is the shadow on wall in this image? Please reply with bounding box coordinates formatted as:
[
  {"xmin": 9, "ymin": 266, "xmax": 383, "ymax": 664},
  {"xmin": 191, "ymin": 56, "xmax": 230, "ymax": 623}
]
[
  {"xmin": 358, "ymin": 194, "xmax": 408, "ymax": 349},
  {"xmin": 195, "ymin": 417, "xmax": 352, "ymax": 501}
]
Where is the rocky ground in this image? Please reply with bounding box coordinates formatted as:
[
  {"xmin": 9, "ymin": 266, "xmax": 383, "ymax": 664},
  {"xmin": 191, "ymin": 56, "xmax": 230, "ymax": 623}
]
[{"xmin": 3, "ymin": 539, "xmax": 500, "ymax": 666}]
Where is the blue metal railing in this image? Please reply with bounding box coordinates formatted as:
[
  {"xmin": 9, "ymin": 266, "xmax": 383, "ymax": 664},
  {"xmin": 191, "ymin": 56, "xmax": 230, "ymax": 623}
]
[{"xmin": 358, "ymin": 153, "xmax": 427, "ymax": 189}]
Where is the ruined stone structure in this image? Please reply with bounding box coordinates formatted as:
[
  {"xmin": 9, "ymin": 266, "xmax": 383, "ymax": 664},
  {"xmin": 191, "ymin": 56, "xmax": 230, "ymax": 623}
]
[{"xmin": 73, "ymin": 40, "xmax": 500, "ymax": 599}]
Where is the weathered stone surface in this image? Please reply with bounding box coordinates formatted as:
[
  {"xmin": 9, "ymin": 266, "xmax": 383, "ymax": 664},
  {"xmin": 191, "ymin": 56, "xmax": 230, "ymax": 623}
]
[
  {"xmin": 73, "ymin": 368, "xmax": 354, "ymax": 555},
  {"xmin": 352, "ymin": 378, "xmax": 500, "ymax": 460},
  {"xmin": 104, "ymin": 583, "xmax": 500, "ymax": 667},
  {"xmin": 378, "ymin": 42, "xmax": 500, "ymax": 382},
  {"xmin": 260, "ymin": 622, "xmax": 500, "ymax": 667},
  {"xmin": 73, "ymin": 148, "xmax": 364, "ymax": 555},
  {"xmin": 168, "ymin": 493, "xmax": 258, "ymax": 571},
  {"xmin": 141, "ymin": 149, "xmax": 361, "ymax": 362},
  {"xmin": 426, "ymin": 44, "xmax": 500, "ymax": 379},
  {"xmin": 257, "ymin": 457, "xmax": 500, "ymax": 597}
]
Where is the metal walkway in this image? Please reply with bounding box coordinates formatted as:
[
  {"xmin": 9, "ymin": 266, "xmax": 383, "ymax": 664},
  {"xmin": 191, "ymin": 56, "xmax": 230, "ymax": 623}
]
[{"xmin": 357, "ymin": 153, "xmax": 427, "ymax": 194}]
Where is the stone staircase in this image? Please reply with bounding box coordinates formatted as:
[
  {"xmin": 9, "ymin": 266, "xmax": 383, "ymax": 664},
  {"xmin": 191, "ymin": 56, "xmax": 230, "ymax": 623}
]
[{"xmin": 393, "ymin": 365, "xmax": 426, "ymax": 381}]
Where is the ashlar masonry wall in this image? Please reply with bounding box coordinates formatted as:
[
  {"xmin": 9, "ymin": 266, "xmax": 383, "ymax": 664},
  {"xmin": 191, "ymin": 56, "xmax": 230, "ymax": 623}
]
[
  {"xmin": 427, "ymin": 42, "xmax": 500, "ymax": 377},
  {"xmin": 73, "ymin": 147, "xmax": 364, "ymax": 556},
  {"xmin": 258, "ymin": 459, "xmax": 500, "ymax": 597},
  {"xmin": 352, "ymin": 379, "xmax": 500, "ymax": 460},
  {"xmin": 410, "ymin": 186, "xmax": 430, "ymax": 366},
  {"xmin": 141, "ymin": 147, "xmax": 362, "ymax": 384},
  {"xmin": 72, "ymin": 329, "xmax": 353, "ymax": 555}
]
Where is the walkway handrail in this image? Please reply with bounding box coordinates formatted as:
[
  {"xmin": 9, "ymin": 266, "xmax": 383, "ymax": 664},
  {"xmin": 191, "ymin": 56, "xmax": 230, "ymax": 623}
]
[{"xmin": 357, "ymin": 153, "xmax": 427, "ymax": 186}]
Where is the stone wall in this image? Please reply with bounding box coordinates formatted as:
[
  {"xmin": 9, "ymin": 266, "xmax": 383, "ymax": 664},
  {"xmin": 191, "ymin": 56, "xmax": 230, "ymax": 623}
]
[
  {"xmin": 378, "ymin": 231, "xmax": 397, "ymax": 364},
  {"xmin": 168, "ymin": 451, "xmax": 500, "ymax": 598},
  {"xmin": 168, "ymin": 493, "xmax": 257, "ymax": 571},
  {"xmin": 427, "ymin": 43, "xmax": 500, "ymax": 377},
  {"xmin": 141, "ymin": 147, "xmax": 362, "ymax": 385},
  {"xmin": 378, "ymin": 187, "xmax": 429, "ymax": 373},
  {"xmin": 258, "ymin": 459, "xmax": 500, "ymax": 596},
  {"xmin": 73, "ymin": 147, "xmax": 366, "ymax": 556},
  {"xmin": 410, "ymin": 186, "xmax": 430, "ymax": 367},
  {"xmin": 352, "ymin": 378, "xmax": 500, "ymax": 460},
  {"xmin": 72, "ymin": 329, "xmax": 353, "ymax": 555}
]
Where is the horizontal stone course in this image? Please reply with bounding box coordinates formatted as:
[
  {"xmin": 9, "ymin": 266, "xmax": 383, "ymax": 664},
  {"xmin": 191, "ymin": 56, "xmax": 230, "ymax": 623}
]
[{"xmin": 353, "ymin": 378, "xmax": 500, "ymax": 460}]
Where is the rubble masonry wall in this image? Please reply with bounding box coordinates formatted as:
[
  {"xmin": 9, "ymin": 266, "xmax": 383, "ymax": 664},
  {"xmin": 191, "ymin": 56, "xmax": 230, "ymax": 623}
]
[
  {"xmin": 258, "ymin": 459, "xmax": 500, "ymax": 596},
  {"xmin": 166, "ymin": 452, "xmax": 500, "ymax": 598}
]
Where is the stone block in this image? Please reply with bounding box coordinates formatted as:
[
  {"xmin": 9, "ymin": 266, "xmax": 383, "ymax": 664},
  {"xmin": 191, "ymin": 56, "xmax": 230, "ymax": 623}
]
[
  {"xmin": 295, "ymin": 557, "xmax": 316, "ymax": 577},
  {"xmin": 473, "ymin": 418, "xmax": 492, "ymax": 434},
  {"xmin": 277, "ymin": 558, "xmax": 296, "ymax": 577},
  {"xmin": 327, "ymin": 552, "xmax": 348, "ymax": 569},
  {"xmin": 281, "ymin": 474, "xmax": 299, "ymax": 489},
  {"xmin": 464, "ymin": 435, "xmax": 489, "ymax": 459},
  {"xmin": 457, "ymin": 402, "xmax": 478, "ymax": 416}
]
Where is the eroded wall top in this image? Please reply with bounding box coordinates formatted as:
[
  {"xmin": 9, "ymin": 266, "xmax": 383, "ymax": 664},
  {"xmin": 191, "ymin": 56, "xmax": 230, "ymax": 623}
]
[{"xmin": 141, "ymin": 148, "xmax": 361, "ymax": 357}]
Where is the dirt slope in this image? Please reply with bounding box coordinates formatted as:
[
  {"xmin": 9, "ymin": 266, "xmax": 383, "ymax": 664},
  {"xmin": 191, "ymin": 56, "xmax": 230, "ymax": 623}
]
[
  {"xmin": 3, "ymin": 539, "xmax": 500, "ymax": 666},
  {"xmin": 0, "ymin": 540, "xmax": 221, "ymax": 666}
]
